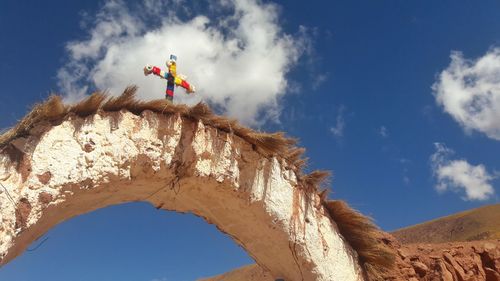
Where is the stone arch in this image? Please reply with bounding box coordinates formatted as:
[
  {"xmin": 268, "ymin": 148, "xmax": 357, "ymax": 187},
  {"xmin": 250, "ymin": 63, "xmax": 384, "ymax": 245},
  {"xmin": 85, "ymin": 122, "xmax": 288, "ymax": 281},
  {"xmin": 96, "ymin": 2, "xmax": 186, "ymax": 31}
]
[{"xmin": 0, "ymin": 95, "xmax": 364, "ymax": 281}]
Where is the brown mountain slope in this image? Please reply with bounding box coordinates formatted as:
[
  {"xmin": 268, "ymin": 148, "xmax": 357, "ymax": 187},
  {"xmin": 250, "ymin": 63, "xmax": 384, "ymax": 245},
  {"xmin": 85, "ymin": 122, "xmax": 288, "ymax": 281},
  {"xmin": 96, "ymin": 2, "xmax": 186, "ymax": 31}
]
[
  {"xmin": 200, "ymin": 206, "xmax": 500, "ymax": 280},
  {"xmin": 200, "ymin": 235, "xmax": 500, "ymax": 281},
  {"xmin": 371, "ymin": 234, "xmax": 500, "ymax": 281},
  {"xmin": 392, "ymin": 204, "xmax": 500, "ymax": 244}
]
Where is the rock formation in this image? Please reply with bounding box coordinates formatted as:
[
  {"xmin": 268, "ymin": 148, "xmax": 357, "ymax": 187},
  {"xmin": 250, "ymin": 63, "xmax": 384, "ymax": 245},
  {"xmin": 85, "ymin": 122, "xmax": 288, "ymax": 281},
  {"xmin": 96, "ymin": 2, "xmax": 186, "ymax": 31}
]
[
  {"xmin": 202, "ymin": 236, "xmax": 500, "ymax": 281},
  {"xmin": 375, "ymin": 234, "xmax": 500, "ymax": 281},
  {"xmin": 0, "ymin": 88, "xmax": 388, "ymax": 281},
  {"xmin": 2, "ymin": 88, "xmax": 496, "ymax": 281}
]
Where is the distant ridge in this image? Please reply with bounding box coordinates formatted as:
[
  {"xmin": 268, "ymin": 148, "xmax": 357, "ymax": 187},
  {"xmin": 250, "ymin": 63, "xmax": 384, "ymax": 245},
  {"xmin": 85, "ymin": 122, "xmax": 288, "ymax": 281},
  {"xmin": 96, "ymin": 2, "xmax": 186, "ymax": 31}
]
[{"xmin": 392, "ymin": 204, "xmax": 500, "ymax": 244}]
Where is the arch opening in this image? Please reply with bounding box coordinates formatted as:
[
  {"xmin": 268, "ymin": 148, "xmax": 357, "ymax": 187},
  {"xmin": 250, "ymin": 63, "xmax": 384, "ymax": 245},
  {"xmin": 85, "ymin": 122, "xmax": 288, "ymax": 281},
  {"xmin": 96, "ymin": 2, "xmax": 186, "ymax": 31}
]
[{"xmin": 0, "ymin": 202, "xmax": 256, "ymax": 281}]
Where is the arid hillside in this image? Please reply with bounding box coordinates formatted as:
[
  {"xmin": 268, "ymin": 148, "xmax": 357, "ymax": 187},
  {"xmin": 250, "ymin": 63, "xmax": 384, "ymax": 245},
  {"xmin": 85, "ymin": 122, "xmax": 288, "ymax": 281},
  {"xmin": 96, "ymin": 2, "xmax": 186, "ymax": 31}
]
[
  {"xmin": 392, "ymin": 204, "xmax": 500, "ymax": 244},
  {"xmin": 202, "ymin": 205, "xmax": 500, "ymax": 281}
]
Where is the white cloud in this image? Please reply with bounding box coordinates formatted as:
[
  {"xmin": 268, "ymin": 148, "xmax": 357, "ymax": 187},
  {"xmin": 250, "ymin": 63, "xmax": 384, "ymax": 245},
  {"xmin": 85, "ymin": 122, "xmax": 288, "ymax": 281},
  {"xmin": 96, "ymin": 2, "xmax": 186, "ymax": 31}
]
[
  {"xmin": 312, "ymin": 73, "xmax": 328, "ymax": 90},
  {"xmin": 399, "ymin": 158, "xmax": 410, "ymax": 164},
  {"xmin": 430, "ymin": 143, "xmax": 495, "ymax": 201},
  {"xmin": 403, "ymin": 175, "xmax": 410, "ymax": 185},
  {"xmin": 57, "ymin": 0, "xmax": 308, "ymax": 126},
  {"xmin": 433, "ymin": 48, "xmax": 500, "ymax": 140},
  {"xmin": 330, "ymin": 105, "xmax": 346, "ymax": 138},
  {"xmin": 379, "ymin": 126, "xmax": 388, "ymax": 138}
]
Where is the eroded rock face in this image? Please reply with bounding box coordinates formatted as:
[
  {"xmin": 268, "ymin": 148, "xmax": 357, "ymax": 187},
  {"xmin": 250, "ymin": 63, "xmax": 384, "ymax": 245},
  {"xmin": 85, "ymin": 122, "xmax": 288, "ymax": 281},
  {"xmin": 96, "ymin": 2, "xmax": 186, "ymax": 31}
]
[
  {"xmin": 0, "ymin": 110, "xmax": 363, "ymax": 281},
  {"xmin": 202, "ymin": 237, "xmax": 500, "ymax": 281},
  {"xmin": 375, "ymin": 234, "xmax": 500, "ymax": 281}
]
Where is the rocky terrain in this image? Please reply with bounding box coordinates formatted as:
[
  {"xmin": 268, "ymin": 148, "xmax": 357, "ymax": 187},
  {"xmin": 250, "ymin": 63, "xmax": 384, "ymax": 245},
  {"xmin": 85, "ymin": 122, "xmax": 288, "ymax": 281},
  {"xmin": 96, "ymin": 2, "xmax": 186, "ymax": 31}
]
[
  {"xmin": 201, "ymin": 235, "xmax": 500, "ymax": 281},
  {"xmin": 202, "ymin": 205, "xmax": 500, "ymax": 281},
  {"xmin": 380, "ymin": 204, "xmax": 500, "ymax": 280},
  {"xmin": 376, "ymin": 234, "xmax": 499, "ymax": 281}
]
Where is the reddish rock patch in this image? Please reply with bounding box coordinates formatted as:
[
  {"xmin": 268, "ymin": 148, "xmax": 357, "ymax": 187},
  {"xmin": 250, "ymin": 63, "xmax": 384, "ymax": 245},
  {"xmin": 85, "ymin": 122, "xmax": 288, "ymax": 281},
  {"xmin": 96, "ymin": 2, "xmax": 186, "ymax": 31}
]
[
  {"xmin": 80, "ymin": 178, "xmax": 93, "ymax": 189},
  {"xmin": 3, "ymin": 144, "xmax": 23, "ymax": 164},
  {"xmin": 15, "ymin": 198, "xmax": 32, "ymax": 229},
  {"xmin": 374, "ymin": 233, "xmax": 500, "ymax": 281},
  {"xmin": 485, "ymin": 267, "xmax": 500, "ymax": 281},
  {"xmin": 19, "ymin": 155, "xmax": 31, "ymax": 183},
  {"xmin": 83, "ymin": 139, "xmax": 95, "ymax": 152},
  {"xmin": 3, "ymin": 145, "xmax": 31, "ymax": 182},
  {"xmin": 37, "ymin": 171, "xmax": 52, "ymax": 184},
  {"xmin": 38, "ymin": 192, "xmax": 53, "ymax": 206}
]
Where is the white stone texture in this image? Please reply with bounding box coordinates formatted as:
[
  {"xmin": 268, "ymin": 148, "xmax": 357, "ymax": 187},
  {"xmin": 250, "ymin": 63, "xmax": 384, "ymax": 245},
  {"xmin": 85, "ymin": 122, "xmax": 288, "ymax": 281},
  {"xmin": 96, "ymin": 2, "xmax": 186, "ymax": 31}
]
[{"xmin": 0, "ymin": 110, "xmax": 363, "ymax": 281}]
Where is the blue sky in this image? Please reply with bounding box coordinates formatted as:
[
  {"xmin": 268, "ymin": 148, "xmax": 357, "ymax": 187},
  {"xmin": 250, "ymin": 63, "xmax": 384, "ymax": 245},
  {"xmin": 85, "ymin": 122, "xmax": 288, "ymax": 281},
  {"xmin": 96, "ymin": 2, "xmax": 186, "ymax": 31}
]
[{"xmin": 1, "ymin": 0, "xmax": 500, "ymax": 280}]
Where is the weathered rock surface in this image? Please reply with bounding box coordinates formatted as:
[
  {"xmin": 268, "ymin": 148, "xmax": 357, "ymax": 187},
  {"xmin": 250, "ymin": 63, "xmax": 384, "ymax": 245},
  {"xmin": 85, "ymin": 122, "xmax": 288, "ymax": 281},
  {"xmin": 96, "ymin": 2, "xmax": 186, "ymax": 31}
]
[
  {"xmin": 374, "ymin": 235, "xmax": 500, "ymax": 281},
  {"xmin": 201, "ymin": 236, "xmax": 500, "ymax": 281},
  {"xmin": 0, "ymin": 110, "xmax": 364, "ymax": 281}
]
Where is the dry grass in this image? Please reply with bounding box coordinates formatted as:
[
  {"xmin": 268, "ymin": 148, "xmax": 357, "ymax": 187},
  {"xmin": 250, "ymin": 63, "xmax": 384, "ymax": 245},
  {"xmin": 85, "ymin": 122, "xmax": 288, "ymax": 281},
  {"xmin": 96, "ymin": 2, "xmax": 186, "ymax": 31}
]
[
  {"xmin": 299, "ymin": 170, "xmax": 330, "ymax": 193},
  {"xmin": 0, "ymin": 86, "xmax": 395, "ymax": 275},
  {"xmin": 321, "ymin": 198, "xmax": 396, "ymax": 279},
  {"xmin": 0, "ymin": 86, "xmax": 299, "ymax": 162},
  {"xmin": 0, "ymin": 95, "xmax": 67, "ymax": 146}
]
